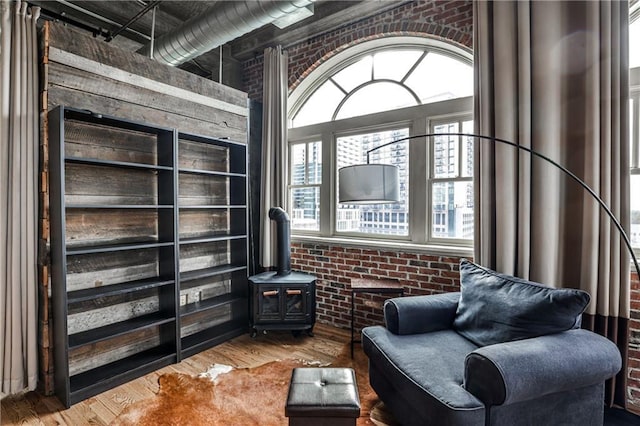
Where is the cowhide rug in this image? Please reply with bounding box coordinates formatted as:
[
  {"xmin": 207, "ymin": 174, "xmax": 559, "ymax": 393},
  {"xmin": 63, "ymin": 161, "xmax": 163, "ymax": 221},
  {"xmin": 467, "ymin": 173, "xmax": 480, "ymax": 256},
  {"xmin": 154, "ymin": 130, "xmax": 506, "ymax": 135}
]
[{"xmin": 111, "ymin": 344, "xmax": 397, "ymax": 426}]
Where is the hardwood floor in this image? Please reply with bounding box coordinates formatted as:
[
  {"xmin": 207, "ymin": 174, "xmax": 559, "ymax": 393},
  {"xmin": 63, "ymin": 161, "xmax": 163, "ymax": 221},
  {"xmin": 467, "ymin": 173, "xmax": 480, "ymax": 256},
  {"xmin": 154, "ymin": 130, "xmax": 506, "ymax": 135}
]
[
  {"xmin": 4, "ymin": 323, "xmax": 640, "ymax": 426},
  {"xmin": 0, "ymin": 324, "xmax": 350, "ymax": 425}
]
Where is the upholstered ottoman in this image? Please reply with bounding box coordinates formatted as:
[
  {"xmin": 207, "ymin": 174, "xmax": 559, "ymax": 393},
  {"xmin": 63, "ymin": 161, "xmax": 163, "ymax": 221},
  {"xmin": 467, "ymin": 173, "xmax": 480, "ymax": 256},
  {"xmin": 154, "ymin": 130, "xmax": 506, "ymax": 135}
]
[{"xmin": 285, "ymin": 367, "xmax": 360, "ymax": 426}]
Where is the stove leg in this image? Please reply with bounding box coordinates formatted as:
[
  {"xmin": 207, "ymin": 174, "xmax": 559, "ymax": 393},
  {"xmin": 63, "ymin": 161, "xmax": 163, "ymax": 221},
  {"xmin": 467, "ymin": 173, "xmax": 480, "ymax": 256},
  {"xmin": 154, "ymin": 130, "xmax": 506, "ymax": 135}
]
[{"xmin": 250, "ymin": 328, "xmax": 258, "ymax": 338}]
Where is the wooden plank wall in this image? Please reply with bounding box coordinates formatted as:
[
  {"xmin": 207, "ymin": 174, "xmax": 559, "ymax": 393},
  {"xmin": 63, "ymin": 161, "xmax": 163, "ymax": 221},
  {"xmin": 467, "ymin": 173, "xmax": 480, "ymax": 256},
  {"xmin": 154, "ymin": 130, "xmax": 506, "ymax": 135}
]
[{"xmin": 38, "ymin": 21, "xmax": 249, "ymax": 394}]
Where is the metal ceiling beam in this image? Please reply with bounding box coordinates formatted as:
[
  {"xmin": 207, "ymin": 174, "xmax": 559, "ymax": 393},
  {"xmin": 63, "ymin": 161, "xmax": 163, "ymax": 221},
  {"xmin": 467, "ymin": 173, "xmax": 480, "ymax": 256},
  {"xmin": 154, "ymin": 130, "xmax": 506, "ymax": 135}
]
[{"xmin": 106, "ymin": 1, "xmax": 161, "ymax": 42}]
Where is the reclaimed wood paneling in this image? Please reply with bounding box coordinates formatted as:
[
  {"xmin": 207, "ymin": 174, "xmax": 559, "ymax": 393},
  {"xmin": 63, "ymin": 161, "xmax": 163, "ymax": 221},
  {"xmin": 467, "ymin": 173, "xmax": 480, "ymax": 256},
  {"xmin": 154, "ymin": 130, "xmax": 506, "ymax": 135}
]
[
  {"xmin": 68, "ymin": 327, "xmax": 162, "ymax": 376},
  {"xmin": 47, "ymin": 24, "xmax": 247, "ymax": 110},
  {"xmin": 181, "ymin": 307, "xmax": 231, "ymax": 337},
  {"xmin": 68, "ymin": 294, "xmax": 159, "ymax": 334},
  {"xmin": 178, "ymin": 140, "xmax": 229, "ymax": 172},
  {"xmin": 178, "ymin": 174, "xmax": 228, "ymax": 206},
  {"xmin": 48, "ymin": 86, "xmax": 246, "ymax": 142},
  {"xmin": 66, "ymin": 249, "xmax": 160, "ymax": 292},
  {"xmin": 45, "ymin": 23, "xmax": 248, "ymax": 143},
  {"xmin": 48, "ymin": 61, "xmax": 247, "ymax": 137},
  {"xmin": 180, "ymin": 277, "xmax": 231, "ymax": 306},
  {"xmin": 67, "ymin": 286, "xmax": 160, "ymax": 315},
  {"xmin": 64, "ymin": 120, "xmax": 158, "ymax": 165},
  {"xmin": 66, "ymin": 209, "xmax": 159, "ymax": 247},
  {"xmin": 64, "ymin": 163, "xmax": 159, "ymax": 205},
  {"xmin": 179, "ymin": 241, "xmax": 229, "ymax": 273},
  {"xmin": 178, "ymin": 209, "xmax": 228, "ymax": 239}
]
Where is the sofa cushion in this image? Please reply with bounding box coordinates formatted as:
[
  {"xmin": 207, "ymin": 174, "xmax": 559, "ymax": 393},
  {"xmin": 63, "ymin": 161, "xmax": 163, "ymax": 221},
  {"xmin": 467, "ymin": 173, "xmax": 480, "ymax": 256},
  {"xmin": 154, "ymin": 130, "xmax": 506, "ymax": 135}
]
[
  {"xmin": 452, "ymin": 259, "xmax": 590, "ymax": 347},
  {"xmin": 362, "ymin": 325, "xmax": 485, "ymax": 425}
]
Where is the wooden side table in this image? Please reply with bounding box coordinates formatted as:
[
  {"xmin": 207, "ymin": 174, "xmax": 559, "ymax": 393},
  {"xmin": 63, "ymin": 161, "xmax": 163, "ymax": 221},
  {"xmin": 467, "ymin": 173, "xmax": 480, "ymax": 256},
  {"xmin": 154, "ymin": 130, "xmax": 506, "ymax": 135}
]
[{"xmin": 350, "ymin": 278, "xmax": 404, "ymax": 357}]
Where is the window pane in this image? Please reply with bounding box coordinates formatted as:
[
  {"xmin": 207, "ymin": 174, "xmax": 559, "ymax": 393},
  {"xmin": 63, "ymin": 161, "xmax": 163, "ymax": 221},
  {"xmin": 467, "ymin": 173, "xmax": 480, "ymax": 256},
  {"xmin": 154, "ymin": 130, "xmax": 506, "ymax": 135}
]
[
  {"xmin": 433, "ymin": 123, "xmax": 459, "ymax": 178},
  {"xmin": 373, "ymin": 50, "xmax": 423, "ymax": 81},
  {"xmin": 333, "ymin": 56, "xmax": 372, "ymax": 92},
  {"xmin": 290, "ymin": 187, "xmax": 320, "ymax": 231},
  {"xmin": 335, "ymin": 82, "xmax": 418, "ymax": 120},
  {"xmin": 631, "ymin": 17, "xmax": 640, "ymax": 68},
  {"xmin": 337, "ymin": 129, "xmax": 409, "ymax": 236},
  {"xmin": 291, "ymin": 144, "xmax": 306, "ymax": 185},
  {"xmin": 431, "ymin": 181, "xmax": 474, "ymax": 240},
  {"xmin": 307, "ymin": 142, "xmax": 322, "ymax": 184},
  {"xmin": 292, "ymin": 80, "xmax": 344, "ymax": 127},
  {"xmin": 632, "ymin": 174, "xmax": 640, "ymax": 248},
  {"xmin": 405, "ymin": 52, "xmax": 473, "ymax": 104}
]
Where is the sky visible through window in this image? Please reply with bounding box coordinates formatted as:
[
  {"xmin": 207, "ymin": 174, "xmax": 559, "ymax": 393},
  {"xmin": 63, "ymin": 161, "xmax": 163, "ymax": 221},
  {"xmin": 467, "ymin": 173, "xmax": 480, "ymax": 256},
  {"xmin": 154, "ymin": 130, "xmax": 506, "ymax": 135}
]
[
  {"xmin": 631, "ymin": 15, "xmax": 639, "ymax": 69},
  {"xmin": 291, "ymin": 50, "xmax": 472, "ymax": 128}
]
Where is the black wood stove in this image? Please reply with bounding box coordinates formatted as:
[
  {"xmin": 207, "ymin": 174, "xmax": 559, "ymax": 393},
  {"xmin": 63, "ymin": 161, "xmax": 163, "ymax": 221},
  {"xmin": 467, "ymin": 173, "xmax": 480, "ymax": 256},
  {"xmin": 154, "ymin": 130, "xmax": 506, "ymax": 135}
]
[{"xmin": 249, "ymin": 207, "xmax": 316, "ymax": 337}]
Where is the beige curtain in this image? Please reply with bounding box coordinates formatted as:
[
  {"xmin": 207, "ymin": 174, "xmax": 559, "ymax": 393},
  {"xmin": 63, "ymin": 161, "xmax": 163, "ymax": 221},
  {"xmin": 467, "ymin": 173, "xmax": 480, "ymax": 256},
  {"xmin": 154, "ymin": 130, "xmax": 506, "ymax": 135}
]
[
  {"xmin": 259, "ymin": 46, "xmax": 288, "ymax": 269},
  {"xmin": 474, "ymin": 0, "xmax": 630, "ymax": 406},
  {"xmin": 0, "ymin": 0, "xmax": 40, "ymax": 396}
]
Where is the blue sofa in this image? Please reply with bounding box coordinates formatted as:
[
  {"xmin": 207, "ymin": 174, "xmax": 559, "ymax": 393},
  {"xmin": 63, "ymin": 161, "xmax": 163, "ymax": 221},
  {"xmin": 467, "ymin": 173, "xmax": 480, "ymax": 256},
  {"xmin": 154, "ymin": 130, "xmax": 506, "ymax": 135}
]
[{"xmin": 362, "ymin": 260, "xmax": 622, "ymax": 426}]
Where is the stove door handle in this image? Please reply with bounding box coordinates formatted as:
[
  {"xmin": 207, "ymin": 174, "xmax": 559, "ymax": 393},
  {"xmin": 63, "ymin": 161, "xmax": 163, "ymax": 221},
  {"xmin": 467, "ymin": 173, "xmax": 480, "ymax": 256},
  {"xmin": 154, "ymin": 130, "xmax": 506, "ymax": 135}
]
[
  {"xmin": 286, "ymin": 289, "xmax": 302, "ymax": 295},
  {"xmin": 263, "ymin": 290, "xmax": 279, "ymax": 297}
]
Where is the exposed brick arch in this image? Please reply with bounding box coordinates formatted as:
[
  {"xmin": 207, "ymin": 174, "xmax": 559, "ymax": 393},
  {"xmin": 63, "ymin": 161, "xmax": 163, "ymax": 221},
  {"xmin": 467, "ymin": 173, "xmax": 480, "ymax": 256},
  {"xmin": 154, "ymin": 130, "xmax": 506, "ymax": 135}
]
[
  {"xmin": 288, "ymin": 31, "xmax": 471, "ymax": 95},
  {"xmin": 242, "ymin": 0, "xmax": 473, "ymax": 101}
]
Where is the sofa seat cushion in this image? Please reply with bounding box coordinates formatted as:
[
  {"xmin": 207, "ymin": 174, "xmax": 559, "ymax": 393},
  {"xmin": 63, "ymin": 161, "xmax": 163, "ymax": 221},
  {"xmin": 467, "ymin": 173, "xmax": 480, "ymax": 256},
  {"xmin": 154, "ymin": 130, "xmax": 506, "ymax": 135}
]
[{"xmin": 362, "ymin": 325, "xmax": 485, "ymax": 421}]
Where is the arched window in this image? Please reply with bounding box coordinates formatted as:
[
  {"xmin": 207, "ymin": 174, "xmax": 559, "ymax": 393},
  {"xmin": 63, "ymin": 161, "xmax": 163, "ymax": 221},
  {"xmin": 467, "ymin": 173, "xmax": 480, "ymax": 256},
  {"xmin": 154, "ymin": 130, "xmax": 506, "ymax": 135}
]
[
  {"xmin": 290, "ymin": 39, "xmax": 472, "ymax": 128},
  {"xmin": 287, "ymin": 37, "xmax": 474, "ymax": 249}
]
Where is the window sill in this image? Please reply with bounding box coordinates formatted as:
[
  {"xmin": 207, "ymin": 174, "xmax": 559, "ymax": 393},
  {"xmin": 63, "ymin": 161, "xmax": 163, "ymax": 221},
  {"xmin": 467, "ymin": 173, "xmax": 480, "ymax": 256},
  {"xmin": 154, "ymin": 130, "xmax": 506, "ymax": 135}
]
[{"xmin": 291, "ymin": 234, "xmax": 474, "ymax": 258}]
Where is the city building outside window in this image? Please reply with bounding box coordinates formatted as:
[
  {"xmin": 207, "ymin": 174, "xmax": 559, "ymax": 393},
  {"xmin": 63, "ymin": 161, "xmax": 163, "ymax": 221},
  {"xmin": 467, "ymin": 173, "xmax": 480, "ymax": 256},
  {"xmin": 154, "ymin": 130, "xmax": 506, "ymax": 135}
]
[
  {"xmin": 289, "ymin": 141, "xmax": 322, "ymax": 231},
  {"xmin": 287, "ymin": 37, "xmax": 473, "ymax": 248},
  {"xmin": 431, "ymin": 119, "xmax": 474, "ymax": 241},
  {"xmin": 337, "ymin": 128, "xmax": 409, "ymax": 236}
]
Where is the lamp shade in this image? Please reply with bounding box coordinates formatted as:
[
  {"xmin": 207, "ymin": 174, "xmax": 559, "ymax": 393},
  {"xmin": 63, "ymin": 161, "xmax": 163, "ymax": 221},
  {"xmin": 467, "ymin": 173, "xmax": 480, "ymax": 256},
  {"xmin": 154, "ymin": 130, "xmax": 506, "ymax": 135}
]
[{"xmin": 338, "ymin": 164, "xmax": 399, "ymax": 204}]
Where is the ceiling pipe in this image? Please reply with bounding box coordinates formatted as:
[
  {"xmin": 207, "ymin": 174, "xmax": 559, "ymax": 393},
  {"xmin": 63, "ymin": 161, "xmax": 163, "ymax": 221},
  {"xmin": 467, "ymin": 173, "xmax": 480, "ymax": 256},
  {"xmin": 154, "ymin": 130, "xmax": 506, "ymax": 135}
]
[{"xmin": 138, "ymin": 0, "xmax": 313, "ymax": 66}]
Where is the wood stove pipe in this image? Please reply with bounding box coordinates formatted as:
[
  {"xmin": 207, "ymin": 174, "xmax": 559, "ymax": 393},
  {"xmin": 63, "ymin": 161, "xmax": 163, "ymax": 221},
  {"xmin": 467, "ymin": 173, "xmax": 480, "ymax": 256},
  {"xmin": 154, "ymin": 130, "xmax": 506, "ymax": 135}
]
[{"xmin": 268, "ymin": 207, "xmax": 291, "ymax": 276}]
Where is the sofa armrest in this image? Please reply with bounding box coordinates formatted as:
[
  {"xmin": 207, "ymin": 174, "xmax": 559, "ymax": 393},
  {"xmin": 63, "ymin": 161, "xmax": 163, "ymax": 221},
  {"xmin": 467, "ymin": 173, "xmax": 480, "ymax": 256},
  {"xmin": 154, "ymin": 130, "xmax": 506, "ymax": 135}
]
[
  {"xmin": 384, "ymin": 292, "xmax": 460, "ymax": 335},
  {"xmin": 464, "ymin": 329, "xmax": 622, "ymax": 406}
]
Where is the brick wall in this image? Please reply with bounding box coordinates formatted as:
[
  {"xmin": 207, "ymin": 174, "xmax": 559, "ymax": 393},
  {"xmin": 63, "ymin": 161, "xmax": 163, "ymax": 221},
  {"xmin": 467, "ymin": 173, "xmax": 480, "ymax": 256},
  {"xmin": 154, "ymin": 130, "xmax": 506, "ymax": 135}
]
[
  {"xmin": 242, "ymin": 0, "xmax": 473, "ymax": 101},
  {"xmin": 290, "ymin": 242, "xmax": 463, "ymax": 335},
  {"xmin": 38, "ymin": 23, "xmax": 54, "ymax": 395},
  {"xmin": 291, "ymin": 242, "xmax": 640, "ymax": 413}
]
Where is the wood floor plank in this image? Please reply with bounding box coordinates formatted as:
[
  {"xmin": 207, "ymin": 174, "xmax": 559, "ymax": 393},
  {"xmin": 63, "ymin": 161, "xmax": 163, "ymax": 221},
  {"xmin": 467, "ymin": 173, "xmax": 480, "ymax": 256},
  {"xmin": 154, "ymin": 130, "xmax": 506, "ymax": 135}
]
[
  {"xmin": 86, "ymin": 398, "xmax": 118, "ymax": 425},
  {"xmin": 36, "ymin": 395, "xmax": 71, "ymax": 426},
  {"xmin": 23, "ymin": 393, "xmax": 58, "ymax": 426},
  {"xmin": 0, "ymin": 324, "xmax": 350, "ymax": 425}
]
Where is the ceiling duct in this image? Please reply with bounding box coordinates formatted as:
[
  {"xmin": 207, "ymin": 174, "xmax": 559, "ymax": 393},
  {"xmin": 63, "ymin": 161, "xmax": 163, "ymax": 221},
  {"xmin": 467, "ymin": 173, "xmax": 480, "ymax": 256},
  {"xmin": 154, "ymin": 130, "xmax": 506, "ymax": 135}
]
[{"xmin": 139, "ymin": 0, "xmax": 314, "ymax": 66}]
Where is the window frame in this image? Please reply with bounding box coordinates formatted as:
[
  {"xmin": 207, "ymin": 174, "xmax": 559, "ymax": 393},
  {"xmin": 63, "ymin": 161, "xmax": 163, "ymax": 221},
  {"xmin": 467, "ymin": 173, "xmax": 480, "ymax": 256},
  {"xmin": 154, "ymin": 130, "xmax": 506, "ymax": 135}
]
[
  {"xmin": 334, "ymin": 124, "xmax": 412, "ymax": 240},
  {"xmin": 428, "ymin": 116, "xmax": 475, "ymax": 245},
  {"xmin": 287, "ymin": 37, "xmax": 473, "ymax": 252},
  {"xmin": 287, "ymin": 97, "xmax": 474, "ymax": 249},
  {"xmin": 288, "ymin": 139, "xmax": 322, "ymax": 232}
]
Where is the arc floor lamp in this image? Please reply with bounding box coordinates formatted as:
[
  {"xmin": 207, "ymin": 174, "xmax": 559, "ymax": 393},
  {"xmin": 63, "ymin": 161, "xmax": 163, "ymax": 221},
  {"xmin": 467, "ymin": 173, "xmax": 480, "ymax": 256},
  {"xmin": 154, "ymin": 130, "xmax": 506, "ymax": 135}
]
[{"xmin": 338, "ymin": 132, "xmax": 640, "ymax": 278}]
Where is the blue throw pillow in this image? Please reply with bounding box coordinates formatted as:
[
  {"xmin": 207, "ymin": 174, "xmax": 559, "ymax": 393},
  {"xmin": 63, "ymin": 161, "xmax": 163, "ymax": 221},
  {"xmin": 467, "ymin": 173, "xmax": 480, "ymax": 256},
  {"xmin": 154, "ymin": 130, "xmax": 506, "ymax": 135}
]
[{"xmin": 452, "ymin": 259, "xmax": 590, "ymax": 347}]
